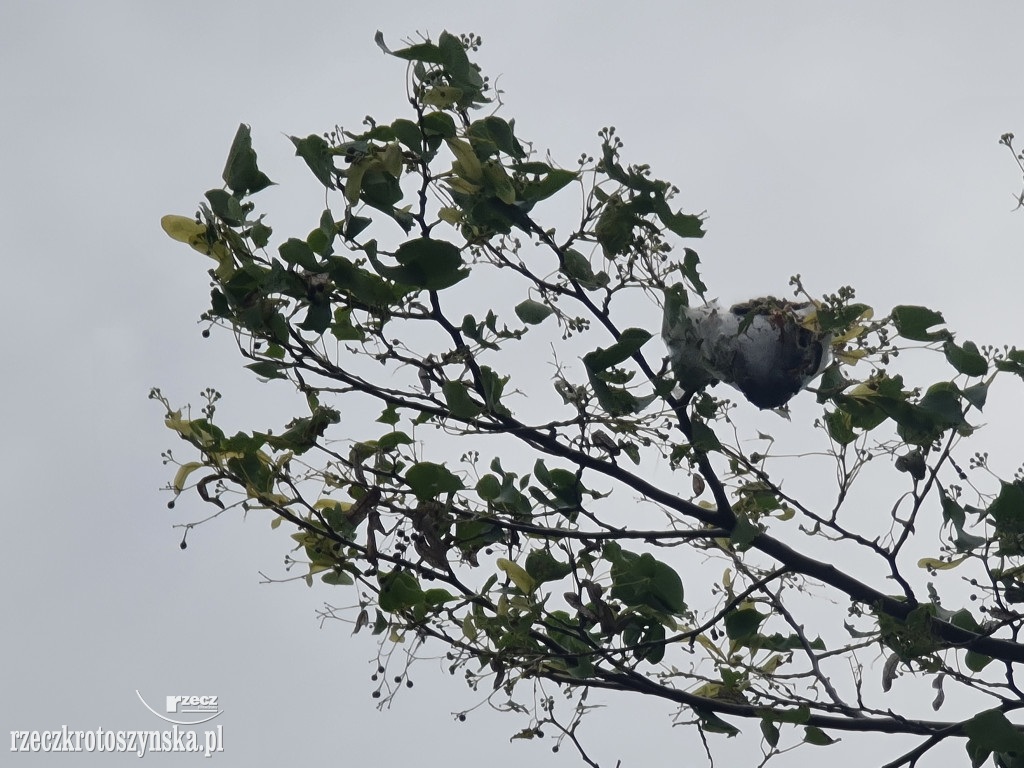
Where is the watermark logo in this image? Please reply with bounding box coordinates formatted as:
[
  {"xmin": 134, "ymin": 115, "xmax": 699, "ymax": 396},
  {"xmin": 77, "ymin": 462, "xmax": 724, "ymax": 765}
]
[
  {"xmin": 136, "ymin": 691, "xmax": 222, "ymax": 725},
  {"xmin": 10, "ymin": 693, "xmax": 224, "ymax": 757}
]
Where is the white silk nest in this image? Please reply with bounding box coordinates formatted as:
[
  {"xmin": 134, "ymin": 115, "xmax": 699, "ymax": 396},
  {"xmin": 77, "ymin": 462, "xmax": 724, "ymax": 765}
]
[{"xmin": 662, "ymin": 297, "xmax": 831, "ymax": 409}]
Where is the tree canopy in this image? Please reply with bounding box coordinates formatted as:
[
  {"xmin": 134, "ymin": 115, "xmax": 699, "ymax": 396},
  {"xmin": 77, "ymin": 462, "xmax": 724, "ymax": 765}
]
[{"xmin": 155, "ymin": 31, "xmax": 1024, "ymax": 767}]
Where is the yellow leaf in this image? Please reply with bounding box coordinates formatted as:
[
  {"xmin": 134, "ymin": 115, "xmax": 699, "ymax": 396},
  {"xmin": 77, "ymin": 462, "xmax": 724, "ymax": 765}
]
[
  {"xmin": 250, "ymin": 491, "xmax": 289, "ymax": 506},
  {"xmin": 446, "ymin": 138, "xmax": 483, "ymax": 182},
  {"xmin": 438, "ymin": 206, "xmax": 463, "ymax": 224},
  {"xmin": 381, "ymin": 142, "xmax": 403, "ymax": 178},
  {"xmin": 345, "ymin": 158, "xmax": 370, "ymax": 205},
  {"xmin": 695, "ymin": 633, "xmax": 726, "ymax": 660},
  {"xmin": 314, "ymin": 499, "xmax": 352, "ymax": 513},
  {"xmin": 161, "ymin": 215, "xmax": 235, "ymax": 279},
  {"xmin": 446, "ymin": 176, "xmax": 482, "ymax": 195},
  {"xmin": 690, "ymin": 682, "xmax": 722, "ymax": 699},
  {"xmin": 509, "ymin": 595, "xmax": 532, "ymax": 612},
  {"xmin": 849, "ymin": 382, "xmax": 877, "ymax": 397},
  {"xmin": 917, "ymin": 556, "xmax": 968, "ymax": 571},
  {"xmin": 161, "ymin": 215, "xmax": 213, "ymax": 255},
  {"xmin": 172, "ymin": 461, "xmax": 204, "ymax": 493},
  {"xmin": 462, "ymin": 614, "xmax": 478, "ymax": 642},
  {"xmin": 835, "ymin": 348, "xmax": 868, "ymax": 365},
  {"xmin": 483, "ymin": 161, "xmax": 515, "ymax": 204},
  {"xmin": 832, "ymin": 307, "xmax": 873, "ymax": 343},
  {"xmin": 797, "ymin": 305, "xmax": 821, "ymax": 331},
  {"xmin": 422, "ymin": 86, "xmax": 463, "ymax": 108},
  {"xmin": 833, "ymin": 325, "xmax": 867, "ymax": 344},
  {"xmin": 164, "ymin": 410, "xmax": 193, "ymax": 438},
  {"xmin": 496, "ymin": 557, "xmax": 535, "ymax": 594}
]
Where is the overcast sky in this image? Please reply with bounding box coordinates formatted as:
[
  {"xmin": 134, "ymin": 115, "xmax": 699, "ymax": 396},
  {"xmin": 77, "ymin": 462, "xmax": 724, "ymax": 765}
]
[{"xmin": 3, "ymin": 2, "xmax": 1024, "ymax": 766}]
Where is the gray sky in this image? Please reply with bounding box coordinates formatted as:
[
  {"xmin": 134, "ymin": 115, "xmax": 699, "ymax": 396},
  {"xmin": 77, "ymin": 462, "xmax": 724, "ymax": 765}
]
[{"xmin": 3, "ymin": 2, "xmax": 1024, "ymax": 765}]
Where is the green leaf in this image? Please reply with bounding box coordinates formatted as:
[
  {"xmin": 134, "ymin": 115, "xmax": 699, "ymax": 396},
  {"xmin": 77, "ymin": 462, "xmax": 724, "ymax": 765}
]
[
  {"xmin": 263, "ymin": 407, "xmax": 339, "ymax": 454},
  {"xmin": 475, "ymin": 473, "xmax": 501, "ymax": 501},
  {"xmin": 204, "ymin": 189, "xmax": 245, "ymax": 226},
  {"xmin": 405, "ymin": 461, "xmax": 464, "ymax": 501},
  {"xmin": 320, "ymin": 569, "xmax": 355, "ymax": 586},
  {"xmin": 377, "ymin": 431, "xmax": 413, "ymax": 452},
  {"xmin": 824, "ymin": 409, "xmax": 857, "ymax": 445},
  {"xmin": 245, "ymin": 361, "xmax": 287, "ymax": 380},
  {"xmin": 966, "ymin": 649, "xmax": 994, "ymax": 673},
  {"xmin": 891, "ymin": 305, "xmax": 950, "ymax": 342},
  {"xmin": 940, "ymin": 491, "xmax": 986, "ymax": 552},
  {"xmin": 654, "ymin": 198, "xmax": 705, "ymax": 238},
  {"xmin": 803, "ymin": 726, "xmax": 837, "ymax": 746},
  {"xmin": 729, "ymin": 513, "xmax": 760, "ymax": 550},
  {"xmin": 279, "ymin": 238, "xmax": 319, "ymax": 270},
  {"xmin": 387, "ymin": 40, "xmax": 446, "ymax": 64},
  {"xmin": 532, "ymin": 459, "xmax": 583, "ymax": 512},
  {"xmin": 222, "ymin": 123, "xmax": 274, "ymax": 197},
  {"xmin": 479, "ymin": 366, "xmax": 512, "ymax": 416},
  {"xmin": 472, "ymin": 116, "xmax": 526, "ymax": 159},
  {"xmin": 693, "ymin": 708, "xmax": 740, "ymax": 737},
  {"xmin": 290, "ymin": 134, "xmax": 335, "ymax": 189},
  {"xmin": 681, "ymin": 248, "xmax": 707, "ymax": 297},
  {"xmin": 964, "ymin": 709, "xmax": 1024, "ymax": 757},
  {"xmin": 299, "ymin": 301, "xmax": 331, "ymax": 334},
  {"xmin": 248, "ymin": 219, "xmax": 272, "ymax": 248},
  {"xmin": 995, "ymin": 348, "xmax": 1024, "ymax": 379},
  {"xmin": 442, "ymin": 380, "xmax": 484, "ymax": 418},
  {"xmin": 390, "ymin": 118, "xmax": 424, "ymax": 153},
  {"xmin": 691, "ymin": 420, "xmax": 722, "ymax": 453},
  {"xmin": 944, "ymin": 340, "xmax": 988, "ymax": 377},
  {"xmin": 330, "ymin": 307, "xmax": 366, "ymax": 341},
  {"xmin": 725, "ymin": 607, "xmax": 767, "ymax": 642},
  {"xmin": 605, "ymin": 543, "xmax": 686, "ymax": 615},
  {"xmin": 370, "ymin": 238, "xmax": 469, "ymax": 290},
  {"xmin": 376, "ymin": 409, "xmax": 399, "ymax": 428},
  {"xmin": 421, "ymin": 111, "xmax": 457, "ymax": 139},
  {"xmin": 560, "ymin": 249, "xmax": 608, "ymax": 291},
  {"xmin": 519, "ymin": 168, "xmax": 578, "ymax": 203},
  {"xmin": 378, "ymin": 570, "xmax": 424, "ymax": 612},
  {"xmin": 916, "ymin": 382, "xmax": 965, "ymax": 429},
  {"xmin": 595, "ymin": 196, "xmax": 639, "ymax": 257},
  {"xmin": 423, "ymin": 588, "xmax": 456, "ymax": 606},
  {"xmin": 512, "ymin": 299, "xmax": 552, "ymax": 325},
  {"xmin": 525, "ymin": 550, "xmax": 573, "ymax": 585},
  {"xmin": 988, "ymin": 483, "xmax": 1024, "ymax": 555},
  {"xmin": 963, "ymin": 382, "xmax": 989, "ymax": 411},
  {"xmin": 583, "ymin": 328, "xmax": 653, "ymax": 372}
]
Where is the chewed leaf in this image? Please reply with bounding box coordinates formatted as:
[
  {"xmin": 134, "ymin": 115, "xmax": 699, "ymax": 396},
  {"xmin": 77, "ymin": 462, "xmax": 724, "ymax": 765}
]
[{"xmin": 891, "ymin": 305, "xmax": 950, "ymax": 342}]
